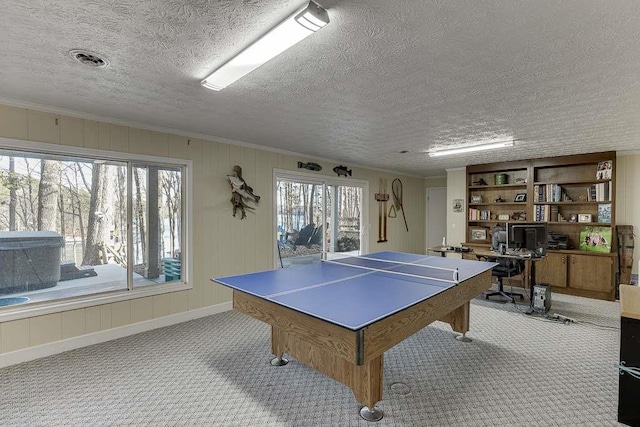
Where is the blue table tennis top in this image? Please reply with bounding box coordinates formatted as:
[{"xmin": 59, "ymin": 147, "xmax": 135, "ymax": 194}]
[{"xmin": 213, "ymin": 251, "xmax": 496, "ymax": 331}]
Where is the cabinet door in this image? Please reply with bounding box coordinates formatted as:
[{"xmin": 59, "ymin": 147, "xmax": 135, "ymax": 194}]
[
  {"xmin": 536, "ymin": 252, "xmax": 568, "ymax": 288},
  {"xmin": 568, "ymin": 254, "xmax": 613, "ymax": 293}
]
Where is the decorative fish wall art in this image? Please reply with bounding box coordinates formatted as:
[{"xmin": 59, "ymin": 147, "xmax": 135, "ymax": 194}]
[
  {"xmin": 333, "ymin": 165, "xmax": 352, "ymax": 177},
  {"xmin": 297, "ymin": 161, "xmax": 322, "ymax": 171}
]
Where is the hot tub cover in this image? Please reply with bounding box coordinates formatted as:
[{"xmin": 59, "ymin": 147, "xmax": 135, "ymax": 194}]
[{"xmin": 0, "ymin": 231, "xmax": 64, "ymax": 250}]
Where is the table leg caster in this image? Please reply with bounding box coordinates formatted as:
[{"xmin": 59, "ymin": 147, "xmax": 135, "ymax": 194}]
[
  {"xmin": 359, "ymin": 405, "xmax": 383, "ymax": 422},
  {"xmin": 455, "ymin": 333, "xmax": 472, "ymax": 342},
  {"xmin": 270, "ymin": 356, "xmax": 288, "ymax": 366}
]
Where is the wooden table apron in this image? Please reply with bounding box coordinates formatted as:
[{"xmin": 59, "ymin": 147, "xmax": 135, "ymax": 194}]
[{"xmin": 232, "ymin": 269, "xmax": 492, "ymax": 410}]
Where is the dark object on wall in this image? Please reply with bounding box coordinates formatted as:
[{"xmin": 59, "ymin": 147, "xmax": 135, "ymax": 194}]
[
  {"xmin": 333, "ymin": 165, "xmax": 352, "ymax": 177},
  {"xmin": 0, "ymin": 231, "xmax": 63, "ymax": 294},
  {"xmin": 227, "ymin": 165, "xmax": 260, "ymax": 219},
  {"xmin": 297, "ymin": 161, "xmax": 322, "ymax": 171}
]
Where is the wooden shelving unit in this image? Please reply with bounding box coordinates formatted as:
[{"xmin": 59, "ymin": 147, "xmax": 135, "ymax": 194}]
[{"xmin": 465, "ymin": 152, "xmax": 617, "ymax": 301}]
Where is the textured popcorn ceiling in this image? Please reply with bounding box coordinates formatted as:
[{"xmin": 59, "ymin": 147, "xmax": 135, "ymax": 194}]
[{"xmin": 0, "ymin": 0, "xmax": 638, "ymax": 176}]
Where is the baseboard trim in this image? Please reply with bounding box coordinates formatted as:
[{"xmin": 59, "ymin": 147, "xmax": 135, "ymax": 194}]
[{"xmin": 0, "ymin": 301, "xmax": 232, "ymax": 368}]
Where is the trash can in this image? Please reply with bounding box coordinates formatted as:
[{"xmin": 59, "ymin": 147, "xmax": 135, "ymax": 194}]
[{"xmin": 0, "ymin": 231, "xmax": 63, "ymax": 293}]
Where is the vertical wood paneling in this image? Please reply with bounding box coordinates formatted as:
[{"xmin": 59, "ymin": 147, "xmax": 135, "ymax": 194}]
[
  {"xmin": 0, "ymin": 319, "xmax": 30, "ymax": 353},
  {"xmin": 131, "ymin": 297, "xmax": 153, "ymax": 323},
  {"xmin": 60, "ymin": 116, "xmax": 84, "ymax": 147},
  {"xmin": 110, "ymin": 124, "xmax": 129, "ymax": 153},
  {"xmin": 152, "ymin": 294, "xmax": 171, "ymax": 318},
  {"xmin": 111, "ymin": 301, "xmax": 131, "ymax": 328},
  {"xmin": 151, "ymin": 131, "xmax": 169, "ymax": 157},
  {"xmin": 187, "ymin": 139, "xmax": 205, "ymax": 311},
  {"xmin": 86, "ymin": 306, "xmax": 102, "ymax": 334},
  {"xmin": 169, "ymin": 291, "xmax": 189, "ymax": 314},
  {"xmin": 200, "ymin": 140, "xmax": 218, "ymax": 307},
  {"xmin": 98, "ymin": 122, "xmax": 111, "ymax": 150},
  {"xmin": 29, "ymin": 313, "xmax": 62, "ymax": 346},
  {"xmin": 83, "ymin": 120, "xmax": 99, "ymax": 149},
  {"xmin": 128, "ymin": 128, "xmax": 153, "ymax": 155},
  {"xmin": 0, "ymin": 105, "xmax": 28, "ymax": 139},
  {"xmin": 27, "ymin": 110, "xmax": 61, "ymax": 144},
  {"xmin": 100, "ymin": 304, "xmax": 112, "ymax": 330},
  {"xmin": 62, "ymin": 309, "xmax": 86, "ymax": 339}
]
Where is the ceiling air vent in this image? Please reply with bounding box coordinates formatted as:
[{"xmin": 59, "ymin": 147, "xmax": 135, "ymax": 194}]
[{"xmin": 69, "ymin": 49, "xmax": 109, "ymax": 68}]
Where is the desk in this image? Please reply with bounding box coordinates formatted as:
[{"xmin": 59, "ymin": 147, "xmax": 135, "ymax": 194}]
[
  {"xmin": 212, "ymin": 251, "xmax": 495, "ymax": 421},
  {"xmin": 472, "ymin": 248, "xmax": 546, "ymax": 311},
  {"xmin": 427, "ymin": 245, "xmax": 472, "ymax": 257}
]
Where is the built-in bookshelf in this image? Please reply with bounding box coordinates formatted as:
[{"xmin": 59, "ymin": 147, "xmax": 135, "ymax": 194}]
[{"xmin": 465, "ymin": 152, "xmax": 617, "ymax": 301}]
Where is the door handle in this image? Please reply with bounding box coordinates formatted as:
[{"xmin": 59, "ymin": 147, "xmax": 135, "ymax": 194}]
[{"xmin": 561, "ymin": 256, "xmax": 566, "ymax": 264}]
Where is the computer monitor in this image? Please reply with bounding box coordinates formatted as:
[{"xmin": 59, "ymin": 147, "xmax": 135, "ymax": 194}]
[{"xmin": 507, "ymin": 222, "xmax": 548, "ymax": 254}]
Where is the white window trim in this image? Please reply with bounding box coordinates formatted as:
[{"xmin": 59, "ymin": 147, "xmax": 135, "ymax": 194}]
[
  {"xmin": 273, "ymin": 168, "xmax": 369, "ymax": 268},
  {"xmin": 0, "ymin": 136, "xmax": 193, "ymax": 322}
]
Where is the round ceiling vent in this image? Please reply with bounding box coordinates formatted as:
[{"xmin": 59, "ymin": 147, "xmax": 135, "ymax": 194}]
[{"xmin": 69, "ymin": 49, "xmax": 109, "ymax": 68}]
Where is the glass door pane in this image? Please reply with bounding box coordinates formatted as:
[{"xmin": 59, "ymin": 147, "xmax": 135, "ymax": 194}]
[
  {"xmin": 326, "ymin": 185, "xmax": 363, "ymax": 260},
  {"xmin": 276, "ymin": 179, "xmax": 324, "ymax": 268}
]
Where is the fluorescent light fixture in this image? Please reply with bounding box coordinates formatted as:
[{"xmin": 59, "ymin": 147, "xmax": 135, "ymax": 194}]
[
  {"xmin": 201, "ymin": 1, "xmax": 329, "ymax": 91},
  {"xmin": 428, "ymin": 140, "xmax": 515, "ymax": 157}
]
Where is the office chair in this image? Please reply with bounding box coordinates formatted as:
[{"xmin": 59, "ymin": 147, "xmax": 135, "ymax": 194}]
[{"xmin": 485, "ymin": 258, "xmax": 525, "ymax": 303}]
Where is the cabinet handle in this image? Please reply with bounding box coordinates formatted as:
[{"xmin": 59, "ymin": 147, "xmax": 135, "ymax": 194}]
[
  {"xmin": 561, "ymin": 256, "xmax": 565, "ymax": 264},
  {"xmin": 571, "ymin": 256, "xmax": 575, "ymax": 264}
]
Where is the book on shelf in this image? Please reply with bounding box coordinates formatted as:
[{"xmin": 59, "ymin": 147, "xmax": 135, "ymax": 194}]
[
  {"xmin": 533, "ymin": 184, "xmax": 568, "ymax": 202},
  {"xmin": 587, "ymin": 182, "xmax": 611, "ymax": 202},
  {"xmin": 598, "ymin": 203, "xmax": 612, "ymax": 223},
  {"xmin": 468, "ymin": 208, "xmax": 491, "ymax": 220}
]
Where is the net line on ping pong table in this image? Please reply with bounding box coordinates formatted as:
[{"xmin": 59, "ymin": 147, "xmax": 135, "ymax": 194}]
[
  {"xmin": 265, "ymin": 255, "xmax": 460, "ymax": 299},
  {"xmin": 328, "ymin": 255, "xmax": 460, "ymax": 283}
]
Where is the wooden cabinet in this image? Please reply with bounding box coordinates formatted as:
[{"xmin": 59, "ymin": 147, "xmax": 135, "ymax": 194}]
[
  {"xmin": 465, "ymin": 152, "xmax": 617, "ymax": 301},
  {"xmin": 535, "ymin": 252, "xmax": 568, "ymax": 288},
  {"xmin": 535, "ymin": 251, "xmax": 614, "ymax": 299}
]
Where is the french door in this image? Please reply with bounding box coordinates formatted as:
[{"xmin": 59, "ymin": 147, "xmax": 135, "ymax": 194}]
[{"xmin": 274, "ymin": 170, "xmax": 368, "ymax": 268}]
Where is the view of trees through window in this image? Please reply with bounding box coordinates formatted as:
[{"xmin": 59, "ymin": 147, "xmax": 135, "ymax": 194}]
[
  {"xmin": 276, "ymin": 178, "xmax": 363, "ymax": 267},
  {"xmin": 0, "ymin": 149, "xmax": 184, "ymax": 306}
]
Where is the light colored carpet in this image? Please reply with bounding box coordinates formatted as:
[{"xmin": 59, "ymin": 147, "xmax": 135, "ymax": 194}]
[{"xmin": 1, "ymin": 293, "xmax": 624, "ymax": 426}]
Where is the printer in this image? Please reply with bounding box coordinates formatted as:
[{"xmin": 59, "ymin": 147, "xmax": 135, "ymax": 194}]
[{"xmin": 547, "ymin": 232, "xmax": 568, "ymax": 250}]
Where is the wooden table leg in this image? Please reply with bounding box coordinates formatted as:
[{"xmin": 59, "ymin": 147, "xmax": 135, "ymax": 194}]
[
  {"xmin": 439, "ymin": 301, "xmax": 472, "ymax": 342},
  {"xmin": 270, "ymin": 326, "xmax": 289, "ymax": 365}
]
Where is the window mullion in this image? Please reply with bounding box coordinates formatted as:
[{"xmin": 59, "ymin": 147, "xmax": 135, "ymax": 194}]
[{"xmin": 127, "ymin": 162, "xmax": 134, "ymax": 291}]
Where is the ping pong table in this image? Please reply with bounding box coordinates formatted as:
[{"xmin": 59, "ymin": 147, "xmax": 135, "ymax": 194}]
[{"xmin": 212, "ymin": 251, "xmax": 496, "ymax": 421}]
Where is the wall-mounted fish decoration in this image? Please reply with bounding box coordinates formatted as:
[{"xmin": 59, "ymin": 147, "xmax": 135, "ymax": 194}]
[
  {"xmin": 333, "ymin": 165, "xmax": 352, "ymax": 177},
  {"xmin": 297, "ymin": 161, "xmax": 322, "ymax": 171}
]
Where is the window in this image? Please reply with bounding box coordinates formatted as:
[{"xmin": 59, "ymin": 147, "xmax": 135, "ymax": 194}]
[
  {"xmin": 275, "ymin": 170, "xmax": 367, "ymax": 268},
  {"xmin": 0, "ymin": 142, "xmax": 188, "ymax": 310}
]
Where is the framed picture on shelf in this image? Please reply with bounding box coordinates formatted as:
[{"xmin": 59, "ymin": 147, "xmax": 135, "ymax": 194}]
[
  {"xmin": 579, "ymin": 226, "xmax": 612, "ymax": 253},
  {"xmin": 514, "ymin": 193, "xmax": 526, "ymax": 202},
  {"xmin": 469, "ymin": 227, "xmax": 488, "ymax": 241},
  {"xmin": 598, "ymin": 204, "xmax": 612, "ymax": 223},
  {"xmin": 596, "ymin": 160, "xmax": 612, "ymax": 180},
  {"xmin": 578, "ymin": 213, "xmax": 592, "ymax": 223},
  {"xmin": 470, "ymin": 195, "xmax": 483, "ymax": 203},
  {"xmin": 569, "ymin": 213, "xmax": 578, "ymax": 222}
]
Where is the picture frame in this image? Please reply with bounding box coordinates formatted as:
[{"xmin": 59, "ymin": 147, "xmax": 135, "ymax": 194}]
[
  {"xmin": 598, "ymin": 203, "xmax": 612, "ymax": 223},
  {"xmin": 452, "ymin": 198, "xmax": 464, "ymax": 213},
  {"xmin": 469, "ymin": 227, "xmax": 488, "ymax": 241},
  {"xmin": 514, "ymin": 193, "xmax": 526, "ymax": 202},
  {"xmin": 470, "ymin": 195, "xmax": 483, "ymax": 204},
  {"xmin": 579, "ymin": 226, "xmax": 612, "ymax": 253},
  {"xmin": 569, "ymin": 214, "xmax": 578, "ymax": 222},
  {"xmin": 578, "ymin": 213, "xmax": 592, "ymax": 223},
  {"xmin": 596, "ymin": 160, "xmax": 612, "ymax": 180}
]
